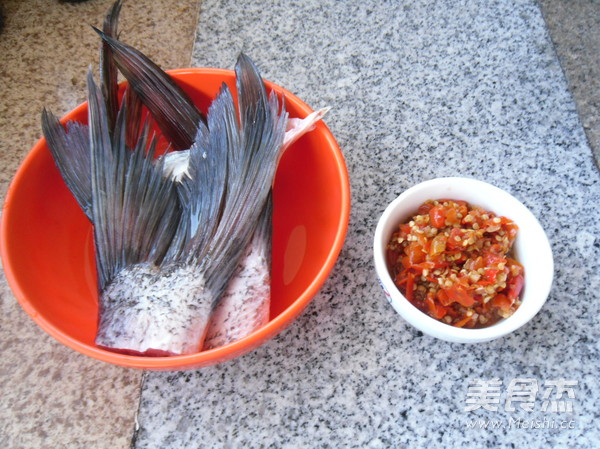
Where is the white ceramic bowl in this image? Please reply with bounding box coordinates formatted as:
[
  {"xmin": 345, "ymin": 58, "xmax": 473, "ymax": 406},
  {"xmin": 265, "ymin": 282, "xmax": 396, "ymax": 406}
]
[{"xmin": 373, "ymin": 177, "xmax": 553, "ymax": 343}]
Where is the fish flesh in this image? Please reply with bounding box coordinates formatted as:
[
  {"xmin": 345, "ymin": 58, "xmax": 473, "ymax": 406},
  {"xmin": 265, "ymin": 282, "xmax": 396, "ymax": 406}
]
[
  {"xmin": 41, "ymin": 1, "xmax": 327, "ymax": 356},
  {"xmin": 202, "ymin": 197, "xmax": 272, "ymax": 349}
]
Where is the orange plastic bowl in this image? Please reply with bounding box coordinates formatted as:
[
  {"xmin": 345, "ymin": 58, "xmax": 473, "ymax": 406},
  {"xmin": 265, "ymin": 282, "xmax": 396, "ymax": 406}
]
[{"xmin": 1, "ymin": 68, "xmax": 350, "ymax": 370}]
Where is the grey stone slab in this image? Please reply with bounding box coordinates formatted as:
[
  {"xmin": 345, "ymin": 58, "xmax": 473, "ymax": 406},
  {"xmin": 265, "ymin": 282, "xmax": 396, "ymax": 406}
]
[
  {"xmin": 134, "ymin": 1, "xmax": 600, "ymax": 447},
  {"xmin": 539, "ymin": 0, "xmax": 600, "ymax": 170}
]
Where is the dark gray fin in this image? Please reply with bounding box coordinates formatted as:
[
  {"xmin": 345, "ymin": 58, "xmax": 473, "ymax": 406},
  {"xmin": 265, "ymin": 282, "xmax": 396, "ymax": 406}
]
[
  {"xmin": 236, "ymin": 53, "xmax": 269, "ymax": 132},
  {"xmin": 87, "ymin": 70, "xmax": 181, "ymax": 290},
  {"xmin": 254, "ymin": 193, "xmax": 273, "ymax": 262},
  {"xmin": 99, "ymin": 0, "xmax": 122, "ymax": 135},
  {"xmin": 92, "ymin": 27, "xmax": 205, "ymax": 151},
  {"xmin": 164, "ymin": 83, "xmax": 234, "ymax": 264},
  {"xmin": 122, "ymin": 87, "xmax": 143, "ymax": 150},
  {"xmin": 202, "ymin": 53, "xmax": 287, "ymax": 299},
  {"xmin": 41, "ymin": 109, "xmax": 92, "ymax": 220}
]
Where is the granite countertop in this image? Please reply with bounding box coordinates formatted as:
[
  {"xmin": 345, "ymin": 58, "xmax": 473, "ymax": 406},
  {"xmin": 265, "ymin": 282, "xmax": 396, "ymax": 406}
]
[
  {"xmin": 1, "ymin": 0, "xmax": 599, "ymax": 448},
  {"xmin": 134, "ymin": 0, "xmax": 600, "ymax": 447}
]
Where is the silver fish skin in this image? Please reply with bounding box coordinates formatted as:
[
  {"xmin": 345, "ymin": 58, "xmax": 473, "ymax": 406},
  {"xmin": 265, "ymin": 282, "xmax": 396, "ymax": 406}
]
[
  {"xmin": 203, "ymin": 217, "xmax": 271, "ymax": 350},
  {"xmin": 96, "ymin": 263, "xmax": 212, "ymax": 356}
]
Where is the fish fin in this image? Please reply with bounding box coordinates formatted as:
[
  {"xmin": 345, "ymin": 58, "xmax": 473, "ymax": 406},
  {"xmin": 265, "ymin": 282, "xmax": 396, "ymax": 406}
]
[
  {"xmin": 87, "ymin": 70, "xmax": 180, "ymax": 289},
  {"xmin": 203, "ymin": 54, "xmax": 287, "ymax": 298},
  {"xmin": 122, "ymin": 87, "xmax": 144, "ymax": 150},
  {"xmin": 254, "ymin": 193, "xmax": 273, "ymax": 259},
  {"xmin": 92, "ymin": 27, "xmax": 205, "ymax": 151},
  {"xmin": 164, "ymin": 83, "xmax": 235, "ymax": 264},
  {"xmin": 235, "ymin": 53, "xmax": 269, "ymax": 131},
  {"xmin": 99, "ymin": 0, "xmax": 122, "ymax": 134},
  {"xmin": 41, "ymin": 109, "xmax": 93, "ymax": 220},
  {"xmin": 282, "ymin": 106, "xmax": 330, "ymax": 151}
]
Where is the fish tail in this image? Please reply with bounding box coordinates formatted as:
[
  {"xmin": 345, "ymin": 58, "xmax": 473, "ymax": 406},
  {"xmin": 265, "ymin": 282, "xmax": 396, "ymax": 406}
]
[
  {"xmin": 41, "ymin": 109, "xmax": 92, "ymax": 219},
  {"xmin": 93, "ymin": 26, "xmax": 205, "ymax": 150},
  {"xmin": 203, "ymin": 196, "xmax": 273, "ymax": 349},
  {"xmin": 87, "ymin": 69, "xmax": 180, "ymax": 289},
  {"xmin": 202, "ymin": 54, "xmax": 287, "ymax": 299},
  {"xmin": 88, "ymin": 68, "xmax": 215, "ymax": 356},
  {"xmin": 192, "ymin": 55, "xmax": 286, "ymax": 351}
]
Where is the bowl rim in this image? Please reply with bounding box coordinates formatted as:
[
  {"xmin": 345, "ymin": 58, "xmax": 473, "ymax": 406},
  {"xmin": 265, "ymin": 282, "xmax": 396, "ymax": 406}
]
[
  {"xmin": 373, "ymin": 176, "xmax": 553, "ymax": 343},
  {"xmin": 1, "ymin": 67, "xmax": 351, "ymax": 369}
]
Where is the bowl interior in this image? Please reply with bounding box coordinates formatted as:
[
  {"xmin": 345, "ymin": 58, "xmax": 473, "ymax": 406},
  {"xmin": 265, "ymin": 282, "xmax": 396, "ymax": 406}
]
[
  {"xmin": 374, "ymin": 177, "xmax": 553, "ymax": 342},
  {"xmin": 1, "ymin": 68, "xmax": 350, "ymax": 369}
]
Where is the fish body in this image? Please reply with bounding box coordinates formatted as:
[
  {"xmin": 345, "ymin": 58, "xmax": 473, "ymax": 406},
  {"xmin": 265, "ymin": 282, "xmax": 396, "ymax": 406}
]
[
  {"xmin": 96, "ymin": 263, "xmax": 211, "ymax": 356},
  {"xmin": 203, "ymin": 200, "xmax": 272, "ymax": 349},
  {"xmin": 203, "ymin": 235, "xmax": 270, "ymax": 350}
]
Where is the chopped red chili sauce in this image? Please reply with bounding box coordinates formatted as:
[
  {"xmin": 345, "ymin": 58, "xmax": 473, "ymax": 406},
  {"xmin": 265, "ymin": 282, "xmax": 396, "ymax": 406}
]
[{"xmin": 386, "ymin": 199, "xmax": 524, "ymax": 328}]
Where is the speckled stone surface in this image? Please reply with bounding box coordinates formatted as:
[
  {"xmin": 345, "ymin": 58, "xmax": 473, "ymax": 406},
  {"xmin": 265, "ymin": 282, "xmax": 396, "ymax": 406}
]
[
  {"xmin": 539, "ymin": 0, "xmax": 600, "ymax": 169},
  {"xmin": 132, "ymin": 0, "xmax": 600, "ymax": 448},
  {"xmin": 0, "ymin": 1, "xmax": 199, "ymax": 448}
]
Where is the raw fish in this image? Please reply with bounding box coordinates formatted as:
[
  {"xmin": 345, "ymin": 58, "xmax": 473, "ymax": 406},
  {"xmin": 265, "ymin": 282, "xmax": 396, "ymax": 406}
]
[
  {"xmin": 41, "ymin": 1, "xmax": 327, "ymax": 355},
  {"xmin": 89, "ymin": 53, "xmax": 287, "ymax": 355}
]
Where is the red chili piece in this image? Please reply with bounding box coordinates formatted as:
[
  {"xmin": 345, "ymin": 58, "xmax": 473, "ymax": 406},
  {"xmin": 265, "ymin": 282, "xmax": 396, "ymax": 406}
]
[{"xmin": 386, "ymin": 199, "xmax": 524, "ymax": 328}]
